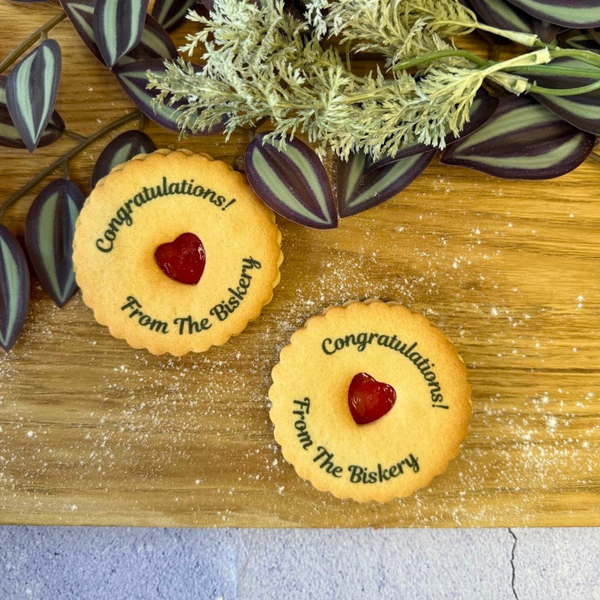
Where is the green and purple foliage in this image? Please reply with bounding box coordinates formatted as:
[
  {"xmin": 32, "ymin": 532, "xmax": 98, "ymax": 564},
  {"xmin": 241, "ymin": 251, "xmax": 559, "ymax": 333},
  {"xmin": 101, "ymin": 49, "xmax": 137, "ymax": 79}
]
[
  {"xmin": 93, "ymin": 0, "xmax": 151, "ymax": 67},
  {"xmin": 337, "ymin": 150, "xmax": 436, "ymax": 218},
  {"xmin": 0, "ymin": 226, "xmax": 30, "ymax": 352},
  {"xmin": 25, "ymin": 179, "xmax": 85, "ymax": 308},
  {"xmin": 441, "ymin": 95, "xmax": 595, "ymax": 179},
  {"xmin": 5, "ymin": 40, "xmax": 61, "ymax": 153},
  {"xmin": 0, "ymin": 75, "xmax": 64, "ymax": 149},
  {"xmin": 91, "ymin": 130, "xmax": 157, "ymax": 188},
  {"xmin": 245, "ymin": 134, "xmax": 338, "ymax": 229}
]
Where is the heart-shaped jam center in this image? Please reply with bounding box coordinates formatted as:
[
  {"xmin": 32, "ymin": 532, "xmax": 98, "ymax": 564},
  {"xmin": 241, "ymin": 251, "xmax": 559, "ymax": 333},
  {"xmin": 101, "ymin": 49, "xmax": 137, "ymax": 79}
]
[
  {"xmin": 348, "ymin": 372, "xmax": 396, "ymax": 425},
  {"xmin": 154, "ymin": 233, "xmax": 206, "ymax": 285}
]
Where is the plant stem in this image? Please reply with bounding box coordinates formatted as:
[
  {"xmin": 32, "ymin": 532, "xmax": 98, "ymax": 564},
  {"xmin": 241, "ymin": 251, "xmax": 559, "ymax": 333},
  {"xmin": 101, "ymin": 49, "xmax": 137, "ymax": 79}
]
[
  {"xmin": 548, "ymin": 48, "xmax": 600, "ymax": 69},
  {"xmin": 488, "ymin": 43, "xmax": 501, "ymax": 63},
  {"xmin": 394, "ymin": 49, "xmax": 487, "ymax": 70},
  {"xmin": 504, "ymin": 63, "xmax": 600, "ymax": 93},
  {"xmin": 65, "ymin": 130, "xmax": 88, "ymax": 142},
  {"xmin": 0, "ymin": 12, "xmax": 67, "ymax": 74},
  {"xmin": 476, "ymin": 23, "xmax": 538, "ymax": 47},
  {"xmin": 505, "ymin": 65, "xmax": 600, "ymax": 78},
  {"xmin": 0, "ymin": 111, "xmax": 140, "ymax": 221},
  {"xmin": 529, "ymin": 79, "xmax": 600, "ymax": 96}
]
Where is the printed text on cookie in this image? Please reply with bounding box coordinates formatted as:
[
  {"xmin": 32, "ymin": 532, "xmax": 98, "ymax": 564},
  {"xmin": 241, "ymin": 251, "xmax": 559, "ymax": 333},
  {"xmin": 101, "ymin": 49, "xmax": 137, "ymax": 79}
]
[
  {"xmin": 321, "ymin": 333, "xmax": 448, "ymax": 409},
  {"xmin": 96, "ymin": 177, "xmax": 237, "ymax": 253},
  {"xmin": 291, "ymin": 397, "xmax": 419, "ymax": 484},
  {"xmin": 120, "ymin": 257, "xmax": 262, "ymax": 334}
]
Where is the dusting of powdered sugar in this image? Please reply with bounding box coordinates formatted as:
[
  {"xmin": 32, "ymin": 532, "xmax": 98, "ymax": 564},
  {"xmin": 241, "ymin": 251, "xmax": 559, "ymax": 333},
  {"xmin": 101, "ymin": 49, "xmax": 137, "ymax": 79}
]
[{"xmin": 0, "ymin": 171, "xmax": 598, "ymax": 527}]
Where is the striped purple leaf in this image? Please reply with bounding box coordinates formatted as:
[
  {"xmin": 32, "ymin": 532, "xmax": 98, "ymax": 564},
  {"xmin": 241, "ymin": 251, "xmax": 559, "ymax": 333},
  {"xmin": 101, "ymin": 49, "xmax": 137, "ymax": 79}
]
[
  {"xmin": 6, "ymin": 40, "xmax": 62, "ymax": 153},
  {"xmin": 245, "ymin": 134, "xmax": 338, "ymax": 229},
  {"xmin": 125, "ymin": 13, "xmax": 178, "ymax": 65},
  {"xmin": 93, "ymin": 0, "xmax": 151, "ymax": 68},
  {"xmin": 114, "ymin": 59, "xmax": 225, "ymax": 133},
  {"xmin": 25, "ymin": 179, "xmax": 85, "ymax": 308},
  {"xmin": 532, "ymin": 20, "xmax": 562, "ymax": 43},
  {"xmin": 558, "ymin": 29, "xmax": 600, "ymax": 53},
  {"xmin": 60, "ymin": 0, "xmax": 109, "ymax": 63},
  {"xmin": 505, "ymin": 0, "xmax": 600, "ymax": 27},
  {"xmin": 113, "ymin": 59, "xmax": 186, "ymax": 131},
  {"xmin": 470, "ymin": 0, "xmax": 536, "ymax": 36},
  {"xmin": 60, "ymin": 0, "xmax": 176, "ymax": 67},
  {"xmin": 0, "ymin": 75, "xmax": 64, "ymax": 149},
  {"xmin": 440, "ymin": 95, "xmax": 594, "ymax": 180},
  {"xmin": 0, "ymin": 226, "xmax": 30, "ymax": 352},
  {"xmin": 151, "ymin": 0, "xmax": 197, "ymax": 31},
  {"xmin": 337, "ymin": 150, "xmax": 436, "ymax": 218},
  {"xmin": 365, "ymin": 89, "xmax": 499, "ymax": 173},
  {"xmin": 470, "ymin": 0, "xmax": 560, "ymax": 43},
  {"xmin": 512, "ymin": 57, "xmax": 600, "ymax": 133},
  {"xmin": 92, "ymin": 130, "xmax": 157, "ymax": 188}
]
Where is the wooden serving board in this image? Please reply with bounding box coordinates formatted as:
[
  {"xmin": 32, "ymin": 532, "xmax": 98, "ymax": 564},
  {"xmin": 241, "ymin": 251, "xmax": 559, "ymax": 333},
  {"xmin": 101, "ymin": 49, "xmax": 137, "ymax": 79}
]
[{"xmin": 1, "ymin": 2, "xmax": 600, "ymax": 528}]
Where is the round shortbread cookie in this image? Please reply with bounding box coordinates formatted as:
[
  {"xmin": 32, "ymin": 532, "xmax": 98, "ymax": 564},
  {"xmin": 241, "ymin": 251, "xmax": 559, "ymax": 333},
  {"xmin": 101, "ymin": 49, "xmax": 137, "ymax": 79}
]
[
  {"xmin": 269, "ymin": 300, "xmax": 471, "ymax": 502},
  {"xmin": 73, "ymin": 149, "xmax": 282, "ymax": 355}
]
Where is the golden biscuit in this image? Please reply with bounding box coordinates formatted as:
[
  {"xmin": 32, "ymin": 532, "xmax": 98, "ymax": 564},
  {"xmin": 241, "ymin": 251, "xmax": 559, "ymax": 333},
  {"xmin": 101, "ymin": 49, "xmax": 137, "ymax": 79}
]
[
  {"xmin": 73, "ymin": 150, "xmax": 282, "ymax": 355},
  {"xmin": 269, "ymin": 300, "xmax": 471, "ymax": 502}
]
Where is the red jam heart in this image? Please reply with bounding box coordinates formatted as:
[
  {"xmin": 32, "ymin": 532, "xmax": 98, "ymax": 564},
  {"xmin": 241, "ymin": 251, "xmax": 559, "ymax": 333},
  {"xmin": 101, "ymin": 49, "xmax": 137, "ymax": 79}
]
[
  {"xmin": 348, "ymin": 372, "xmax": 397, "ymax": 425},
  {"xmin": 154, "ymin": 233, "xmax": 206, "ymax": 285}
]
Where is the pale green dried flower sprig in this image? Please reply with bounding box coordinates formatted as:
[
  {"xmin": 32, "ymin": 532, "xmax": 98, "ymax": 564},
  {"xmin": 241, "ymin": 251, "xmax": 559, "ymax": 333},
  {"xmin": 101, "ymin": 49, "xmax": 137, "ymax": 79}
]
[
  {"xmin": 307, "ymin": 0, "xmax": 466, "ymax": 67},
  {"xmin": 308, "ymin": 0, "xmax": 539, "ymax": 51},
  {"xmin": 149, "ymin": 0, "xmax": 550, "ymax": 159}
]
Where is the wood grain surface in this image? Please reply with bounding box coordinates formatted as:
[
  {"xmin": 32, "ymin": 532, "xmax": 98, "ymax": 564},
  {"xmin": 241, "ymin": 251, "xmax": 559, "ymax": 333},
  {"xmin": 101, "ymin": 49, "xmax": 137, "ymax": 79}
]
[{"xmin": 1, "ymin": 2, "xmax": 600, "ymax": 528}]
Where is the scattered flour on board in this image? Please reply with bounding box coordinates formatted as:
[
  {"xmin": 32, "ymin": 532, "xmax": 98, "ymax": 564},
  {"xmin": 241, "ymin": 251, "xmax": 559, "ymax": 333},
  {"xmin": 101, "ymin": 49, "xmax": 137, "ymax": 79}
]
[{"xmin": 0, "ymin": 179, "xmax": 598, "ymax": 526}]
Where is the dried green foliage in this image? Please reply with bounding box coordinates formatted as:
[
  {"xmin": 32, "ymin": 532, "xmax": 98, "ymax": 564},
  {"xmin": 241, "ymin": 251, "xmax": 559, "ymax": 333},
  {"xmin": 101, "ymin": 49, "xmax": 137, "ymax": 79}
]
[
  {"xmin": 307, "ymin": 0, "xmax": 477, "ymax": 65},
  {"xmin": 150, "ymin": 0, "xmax": 551, "ymax": 159}
]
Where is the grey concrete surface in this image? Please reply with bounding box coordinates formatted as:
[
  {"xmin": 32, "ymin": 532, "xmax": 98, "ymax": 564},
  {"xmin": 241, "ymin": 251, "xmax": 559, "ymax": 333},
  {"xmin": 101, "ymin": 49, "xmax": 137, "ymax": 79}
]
[{"xmin": 0, "ymin": 527, "xmax": 595, "ymax": 599}]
